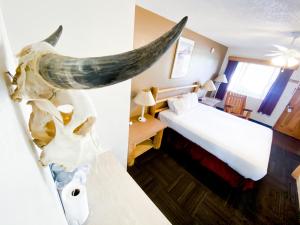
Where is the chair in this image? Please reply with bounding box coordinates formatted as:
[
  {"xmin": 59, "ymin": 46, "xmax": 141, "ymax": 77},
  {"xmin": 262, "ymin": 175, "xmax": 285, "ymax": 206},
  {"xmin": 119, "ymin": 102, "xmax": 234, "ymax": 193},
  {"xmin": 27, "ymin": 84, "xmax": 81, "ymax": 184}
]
[{"xmin": 224, "ymin": 91, "xmax": 252, "ymax": 120}]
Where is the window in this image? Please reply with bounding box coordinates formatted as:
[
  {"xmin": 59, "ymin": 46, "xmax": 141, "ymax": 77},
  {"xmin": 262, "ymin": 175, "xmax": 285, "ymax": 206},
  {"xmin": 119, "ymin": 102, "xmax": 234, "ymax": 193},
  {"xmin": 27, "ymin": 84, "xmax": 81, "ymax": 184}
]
[{"xmin": 227, "ymin": 62, "xmax": 280, "ymax": 99}]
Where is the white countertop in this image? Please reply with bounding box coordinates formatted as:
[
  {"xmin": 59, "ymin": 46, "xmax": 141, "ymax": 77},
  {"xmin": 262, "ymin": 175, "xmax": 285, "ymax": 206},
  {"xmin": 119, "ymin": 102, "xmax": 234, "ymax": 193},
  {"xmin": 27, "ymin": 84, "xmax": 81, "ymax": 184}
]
[{"xmin": 85, "ymin": 151, "xmax": 171, "ymax": 225}]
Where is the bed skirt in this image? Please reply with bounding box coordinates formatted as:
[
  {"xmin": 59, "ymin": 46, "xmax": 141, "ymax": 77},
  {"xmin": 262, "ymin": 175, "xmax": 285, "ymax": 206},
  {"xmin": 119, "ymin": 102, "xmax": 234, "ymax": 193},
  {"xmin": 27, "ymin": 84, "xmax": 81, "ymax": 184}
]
[{"xmin": 162, "ymin": 128, "xmax": 254, "ymax": 190}]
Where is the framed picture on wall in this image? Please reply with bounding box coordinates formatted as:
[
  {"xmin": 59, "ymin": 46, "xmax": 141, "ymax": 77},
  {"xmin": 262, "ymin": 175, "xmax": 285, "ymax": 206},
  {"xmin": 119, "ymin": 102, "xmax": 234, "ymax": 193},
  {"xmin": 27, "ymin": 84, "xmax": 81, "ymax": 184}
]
[{"xmin": 170, "ymin": 37, "xmax": 195, "ymax": 79}]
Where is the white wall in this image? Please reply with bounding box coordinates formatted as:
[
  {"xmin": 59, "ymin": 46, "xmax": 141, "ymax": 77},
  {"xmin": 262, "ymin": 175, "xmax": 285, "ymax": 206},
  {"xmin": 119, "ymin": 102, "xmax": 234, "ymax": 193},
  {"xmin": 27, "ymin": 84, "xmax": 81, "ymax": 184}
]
[
  {"xmin": 0, "ymin": 0, "xmax": 135, "ymax": 224},
  {"xmin": 0, "ymin": 0, "xmax": 135, "ymax": 167},
  {"xmin": 0, "ymin": 7, "xmax": 68, "ymax": 225},
  {"xmin": 219, "ymin": 47, "xmax": 300, "ymax": 127}
]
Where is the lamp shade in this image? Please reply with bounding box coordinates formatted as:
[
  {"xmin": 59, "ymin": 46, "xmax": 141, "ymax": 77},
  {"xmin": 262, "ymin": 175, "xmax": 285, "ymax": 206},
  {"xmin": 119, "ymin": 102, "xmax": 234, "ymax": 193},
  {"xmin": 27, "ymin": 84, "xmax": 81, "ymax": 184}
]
[
  {"xmin": 214, "ymin": 74, "xmax": 228, "ymax": 83},
  {"xmin": 133, "ymin": 90, "xmax": 155, "ymax": 106},
  {"xmin": 203, "ymin": 80, "xmax": 216, "ymax": 91}
]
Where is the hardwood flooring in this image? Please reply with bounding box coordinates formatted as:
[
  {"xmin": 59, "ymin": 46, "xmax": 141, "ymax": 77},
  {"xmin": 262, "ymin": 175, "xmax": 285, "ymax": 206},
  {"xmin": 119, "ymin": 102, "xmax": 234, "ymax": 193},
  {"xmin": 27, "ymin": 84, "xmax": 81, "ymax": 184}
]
[{"xmin": 128, "ymin": 131, "xmax": 300, "ymax": 225}]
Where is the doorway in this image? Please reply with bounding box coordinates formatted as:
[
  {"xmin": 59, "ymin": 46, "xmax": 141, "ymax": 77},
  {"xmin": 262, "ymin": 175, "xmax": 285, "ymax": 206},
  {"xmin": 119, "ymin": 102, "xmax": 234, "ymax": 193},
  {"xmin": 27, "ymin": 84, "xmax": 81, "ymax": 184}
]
[{"xmin": 274, "ymin": 86, "xmax": 300, "ymax": 140}]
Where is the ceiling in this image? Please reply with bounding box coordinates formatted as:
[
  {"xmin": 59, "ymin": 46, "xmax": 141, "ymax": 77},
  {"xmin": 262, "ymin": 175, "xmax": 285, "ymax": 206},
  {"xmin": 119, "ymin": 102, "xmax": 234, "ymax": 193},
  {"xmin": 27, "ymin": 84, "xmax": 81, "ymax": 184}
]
[{"xmin": 136, "ymin": 0, "xmax": 300, "ymax": 51}]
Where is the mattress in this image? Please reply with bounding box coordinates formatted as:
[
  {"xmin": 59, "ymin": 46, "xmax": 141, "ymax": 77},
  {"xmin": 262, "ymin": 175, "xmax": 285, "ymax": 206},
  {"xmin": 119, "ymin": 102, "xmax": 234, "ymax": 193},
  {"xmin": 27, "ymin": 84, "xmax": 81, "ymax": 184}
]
[{"xmin": 159, "ymin": 103, "xmax": 273, "ymax": 181}]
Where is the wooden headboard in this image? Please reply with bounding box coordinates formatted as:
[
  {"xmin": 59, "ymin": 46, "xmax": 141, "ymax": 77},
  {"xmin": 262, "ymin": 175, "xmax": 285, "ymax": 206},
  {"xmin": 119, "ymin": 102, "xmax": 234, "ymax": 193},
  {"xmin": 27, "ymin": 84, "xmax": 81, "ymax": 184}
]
[{"xmin": 149, "ymin": 82, "xmax": 200, "ymax": 117}]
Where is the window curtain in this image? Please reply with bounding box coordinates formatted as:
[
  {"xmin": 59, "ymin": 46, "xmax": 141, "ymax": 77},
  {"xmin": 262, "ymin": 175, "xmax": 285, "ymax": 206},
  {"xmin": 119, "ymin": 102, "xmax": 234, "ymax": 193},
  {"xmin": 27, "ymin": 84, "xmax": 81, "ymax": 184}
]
[
  {"xmin": 215, "ymin": 60, "xmax": 239, "ymax": 100},
  {"xmin": 257, "ymin": 68, "xmax": 294, "ymax": 115}
]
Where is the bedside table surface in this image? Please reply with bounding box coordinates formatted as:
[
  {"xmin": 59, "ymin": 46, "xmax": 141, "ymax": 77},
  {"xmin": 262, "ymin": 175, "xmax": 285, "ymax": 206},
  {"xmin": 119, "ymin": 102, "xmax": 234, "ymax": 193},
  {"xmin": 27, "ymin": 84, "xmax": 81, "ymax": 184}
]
[
  {"xmin": 129, "ymin": 114, "xmax": 166, "ymax": 146},
  {"xmin": 199, "ymin": 97, "xmax": 221, "ymax": 107}
]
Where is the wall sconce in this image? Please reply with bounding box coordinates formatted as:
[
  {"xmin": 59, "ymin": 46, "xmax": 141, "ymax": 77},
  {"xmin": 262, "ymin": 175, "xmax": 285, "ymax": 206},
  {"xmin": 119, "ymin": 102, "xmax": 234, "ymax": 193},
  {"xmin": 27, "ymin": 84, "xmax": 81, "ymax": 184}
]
[{"xmin": 210, "ymin": 47, "xmax": 215, "ymax": 54}]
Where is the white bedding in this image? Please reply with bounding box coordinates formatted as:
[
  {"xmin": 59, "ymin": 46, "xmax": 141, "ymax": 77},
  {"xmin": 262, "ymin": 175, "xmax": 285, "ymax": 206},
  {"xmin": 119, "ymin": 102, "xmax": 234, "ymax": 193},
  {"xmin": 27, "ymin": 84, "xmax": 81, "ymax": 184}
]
[{"xmin": 159, "ymin": 103, "xmax": 273, "ymax": 181}]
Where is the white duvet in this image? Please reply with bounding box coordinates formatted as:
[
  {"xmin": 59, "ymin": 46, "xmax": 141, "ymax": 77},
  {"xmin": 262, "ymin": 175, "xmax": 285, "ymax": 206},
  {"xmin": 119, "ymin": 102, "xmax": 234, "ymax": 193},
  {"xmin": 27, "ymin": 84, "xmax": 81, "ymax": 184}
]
[{"xmin": 159, "ymin": 104, "xmax": 273, "ymax": 181}]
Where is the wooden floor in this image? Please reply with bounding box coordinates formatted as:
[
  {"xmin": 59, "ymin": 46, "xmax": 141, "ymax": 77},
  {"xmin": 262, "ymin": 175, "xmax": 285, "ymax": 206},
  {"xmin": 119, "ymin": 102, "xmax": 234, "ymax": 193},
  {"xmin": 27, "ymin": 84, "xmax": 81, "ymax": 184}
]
[{"xmin": 128, "ymin": 131, "xmax": 300, "ymax": 225}]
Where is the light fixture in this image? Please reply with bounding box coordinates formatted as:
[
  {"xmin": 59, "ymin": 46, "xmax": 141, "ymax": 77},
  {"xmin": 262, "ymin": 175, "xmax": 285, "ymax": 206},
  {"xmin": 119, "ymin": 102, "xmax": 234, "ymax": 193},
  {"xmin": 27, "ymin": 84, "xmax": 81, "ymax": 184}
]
[
  {"xmin": 268, "ymin": 32, "xmax": 300, "ymax": 69},
  {"xmin": 133, "ymin": 90, "xmax": 155, "ymax": 122},
  {"xmin": 214, "ymin": 74, "xmax": 228, "ymax": 83},
  {"xmin": 271, "ymin": 56, "xmax": 299, "ymax": 68},
  {"xmin": 203, "ymin": 80, "xmax": 216, "ymax": 92}
]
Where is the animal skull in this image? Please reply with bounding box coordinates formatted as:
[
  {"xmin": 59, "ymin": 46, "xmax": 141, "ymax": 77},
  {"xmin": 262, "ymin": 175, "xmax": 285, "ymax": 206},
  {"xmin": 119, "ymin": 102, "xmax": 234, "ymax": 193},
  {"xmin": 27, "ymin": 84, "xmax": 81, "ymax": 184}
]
[
  {"xmin": 11, "ymin": 18, "xmax": 187, "ymax": 169},
  {"xmin": 12, "ymin": 42, "xmax": 58, "ymax": 102},
  {"xmin": 28, "ymin": 91, "xmax": 99, "ymax": 171}
]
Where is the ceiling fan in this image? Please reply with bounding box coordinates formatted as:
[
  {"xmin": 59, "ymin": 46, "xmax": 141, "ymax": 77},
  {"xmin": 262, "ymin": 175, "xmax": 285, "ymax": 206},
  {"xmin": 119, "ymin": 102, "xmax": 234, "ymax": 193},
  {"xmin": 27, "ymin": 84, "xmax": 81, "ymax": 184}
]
[{"xmin": 266, "ymin": 32, "xmax": 300, "ymax": 68}]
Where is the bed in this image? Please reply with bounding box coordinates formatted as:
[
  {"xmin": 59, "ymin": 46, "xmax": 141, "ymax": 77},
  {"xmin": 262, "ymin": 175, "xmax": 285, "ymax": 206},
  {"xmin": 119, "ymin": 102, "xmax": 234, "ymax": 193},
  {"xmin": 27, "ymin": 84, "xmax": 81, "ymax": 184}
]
[
  {"xmin": 150, "ymin": 84, "xmax": 273, "ymax": 187},
  {"xmin": 159, "ymin": 103, "xmax": 272, "ymax": 181}
]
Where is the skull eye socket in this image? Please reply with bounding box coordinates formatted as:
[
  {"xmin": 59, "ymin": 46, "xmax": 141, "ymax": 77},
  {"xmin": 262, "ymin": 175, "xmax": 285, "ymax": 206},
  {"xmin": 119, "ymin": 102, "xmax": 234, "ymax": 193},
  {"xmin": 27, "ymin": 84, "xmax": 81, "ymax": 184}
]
[
  {"xmin": 57, "ymin": 104, "xmax": 74, "ymax": 125},
  {"xmin": 73, "ymin": 117, "xmax": 96, "ymax": 136}
]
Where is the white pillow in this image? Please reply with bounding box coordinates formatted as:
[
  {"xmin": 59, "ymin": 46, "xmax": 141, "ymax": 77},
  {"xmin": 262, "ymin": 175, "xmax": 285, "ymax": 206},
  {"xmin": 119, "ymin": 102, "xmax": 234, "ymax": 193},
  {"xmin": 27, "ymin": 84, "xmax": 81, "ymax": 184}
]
[
  {"xmin": 189, "ymin": 93, "xmax": 199, "ymax": 108},
  {"xmin": 182, "ymin": 93, "xmax": 192, "ymax": 109},
  {"xmin": 172, "ymin": 97, "xmax": 187, "ymax": 115},
  {"xmin": 167, "ymin": 97, "xmax": 177, "ymax": 112},
  {"xmin": 167, "ymin": 93, "xmax": 199, "ymax": 115},
  {"xmin": 181, "ymin": 93, "xmax": 198, "ymax": 109}
]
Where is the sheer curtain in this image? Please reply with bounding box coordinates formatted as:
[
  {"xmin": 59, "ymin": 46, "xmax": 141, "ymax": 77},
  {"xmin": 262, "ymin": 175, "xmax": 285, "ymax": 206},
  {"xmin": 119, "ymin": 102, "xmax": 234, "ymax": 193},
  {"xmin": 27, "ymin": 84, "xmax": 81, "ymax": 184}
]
[{"xmin": 227, "ymin": 63, "xmax": 280, "ymax": 99}]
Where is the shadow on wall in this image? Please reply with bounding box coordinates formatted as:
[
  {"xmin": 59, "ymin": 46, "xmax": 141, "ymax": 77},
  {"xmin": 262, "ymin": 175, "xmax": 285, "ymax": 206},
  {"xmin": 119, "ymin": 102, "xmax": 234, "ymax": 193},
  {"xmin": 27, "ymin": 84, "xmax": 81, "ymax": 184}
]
[{"xmin": 130, "ymin": 92, "xmax": 140, "ymax": 116}]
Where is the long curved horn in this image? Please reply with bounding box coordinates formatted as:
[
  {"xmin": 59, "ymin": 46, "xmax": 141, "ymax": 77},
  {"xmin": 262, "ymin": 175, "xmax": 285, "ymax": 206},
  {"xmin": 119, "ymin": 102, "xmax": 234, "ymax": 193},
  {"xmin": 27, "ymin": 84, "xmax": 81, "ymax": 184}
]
[
  {"xmin": 38, "ymin": 17, "xmax": 188, "ymax": 89},
  {"xmin": 43, "ymin": 25, "xmax": 63, "ymax": 46}
]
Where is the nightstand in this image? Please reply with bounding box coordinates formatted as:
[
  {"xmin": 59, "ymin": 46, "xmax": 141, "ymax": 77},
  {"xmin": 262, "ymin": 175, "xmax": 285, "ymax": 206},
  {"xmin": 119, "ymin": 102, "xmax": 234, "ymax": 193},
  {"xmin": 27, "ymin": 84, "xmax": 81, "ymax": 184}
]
[
  {"xmin": 128, "ymin": 114, "xmax": 167, "ymax": 166},
  {"xmin": 199, "ymin": 97, "xmax": 221, "ymax": 107}
]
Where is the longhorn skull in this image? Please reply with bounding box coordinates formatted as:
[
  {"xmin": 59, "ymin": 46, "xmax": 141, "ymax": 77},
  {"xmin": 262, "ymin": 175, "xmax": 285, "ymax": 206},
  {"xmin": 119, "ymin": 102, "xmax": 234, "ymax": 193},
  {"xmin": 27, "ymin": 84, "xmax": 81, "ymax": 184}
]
[
  {"xmin": 27, "ymin": 91, "xmax": 99, "ymax": 171},
  {"xmin": 11, "ymin": 17, "xmax": 187, "ymax": 170}
]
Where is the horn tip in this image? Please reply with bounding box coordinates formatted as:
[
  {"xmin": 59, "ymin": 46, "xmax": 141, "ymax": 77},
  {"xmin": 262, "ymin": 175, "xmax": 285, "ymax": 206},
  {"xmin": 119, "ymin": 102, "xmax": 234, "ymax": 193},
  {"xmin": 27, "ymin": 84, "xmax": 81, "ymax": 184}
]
[
  {"xmin": 182, "ymin": 16, "xmax": 188, "ymax": 23},
  {"xmin": 58, "ymin": 25, "xmax": 63, "ymax": 33},
  {"xmin": 178, "ymin": 16, "xmax": 188, "ymax": 28},
  {"xmin": 42, "ymin": 25, "xmax": 63, "ymax": 46}
]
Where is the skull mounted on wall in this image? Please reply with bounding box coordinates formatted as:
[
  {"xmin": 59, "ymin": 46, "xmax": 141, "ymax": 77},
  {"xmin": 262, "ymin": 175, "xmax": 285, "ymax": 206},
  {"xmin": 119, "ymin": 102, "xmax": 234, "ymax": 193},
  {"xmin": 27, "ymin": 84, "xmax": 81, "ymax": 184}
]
[
  {"xmin": 11, "ymin": 17, "xmax": 188, "ymax": 170},
  {"xmin": 28, "ymin": 91, "xmax": 98, "ymax": 171}
]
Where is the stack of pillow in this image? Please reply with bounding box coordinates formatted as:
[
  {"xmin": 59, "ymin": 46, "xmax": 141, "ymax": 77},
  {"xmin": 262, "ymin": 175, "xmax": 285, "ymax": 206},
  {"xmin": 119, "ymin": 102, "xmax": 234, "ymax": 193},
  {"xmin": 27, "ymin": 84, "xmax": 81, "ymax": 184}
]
[{"xmin": 167, "ymin": 93, "xmax": 199, "ymax": 115}]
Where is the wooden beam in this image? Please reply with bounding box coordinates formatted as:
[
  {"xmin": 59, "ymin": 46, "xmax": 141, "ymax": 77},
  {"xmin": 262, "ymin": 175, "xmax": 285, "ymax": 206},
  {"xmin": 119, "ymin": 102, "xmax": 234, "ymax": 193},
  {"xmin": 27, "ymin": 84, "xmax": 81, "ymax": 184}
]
[
  {"xmin": 156, "ymin": 95, "xmax": 182, "ymax": 103},
  {"xmin": 228, "ymin": 56, "xmax": 299, "ymax": 70},
  {"xmin": 157, "ymin": 84, "xmax": 199, "ymax": 94},
  {"xmin": 228, "ymin": 56, "xmax": 272, "ymax": 66}
]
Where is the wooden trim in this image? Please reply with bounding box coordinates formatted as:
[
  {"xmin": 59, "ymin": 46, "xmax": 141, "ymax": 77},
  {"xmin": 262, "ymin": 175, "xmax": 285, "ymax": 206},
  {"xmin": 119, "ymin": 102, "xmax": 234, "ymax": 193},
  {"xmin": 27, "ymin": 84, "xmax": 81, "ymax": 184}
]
[
  {"xmin": 155, "ymin": 107, "xmax": 169, "ymax": 113},
  {"xmin": 153, "ymin": 129, "xmax": 164, "ymax": 149},
  {"xmin": 193, "ymin": 81, "xmax": 201, "ymax": 92},
  {"xmin": 149, "ymin": 87, "xmax": 159, "ymax": 116},
  {"xmin": 157, "ymin": 84, "xmax": 199, "ymax": 94},
  {"xmin": 229, "ymin": 56, "xmax": 272, "ymax": 66},
  {"xmin": 228, "ymin": 56, "xmax": 299, "ymax": 70},
  {"xmin": 156, "ymin": 94, "xmax": 183, "ymax": 103},
  {"xmin": 149, "ymin": 82, "xmax": 200, "ymax": 117}
]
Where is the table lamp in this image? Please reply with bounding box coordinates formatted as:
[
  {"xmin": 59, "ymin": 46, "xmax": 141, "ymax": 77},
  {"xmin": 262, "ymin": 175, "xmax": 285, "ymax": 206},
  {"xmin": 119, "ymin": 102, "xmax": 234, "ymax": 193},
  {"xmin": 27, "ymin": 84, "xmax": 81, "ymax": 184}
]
[
  {"xmin": 133, "ymin": 90, "xmax": 155, "ymax": 122},
  {"xmin": 214, "ymin": 74, "xmax": 228, "ymax": 84},
  {"xmin": 203, "ymin": 80, "xmax": 217, "ymax": 92}
]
